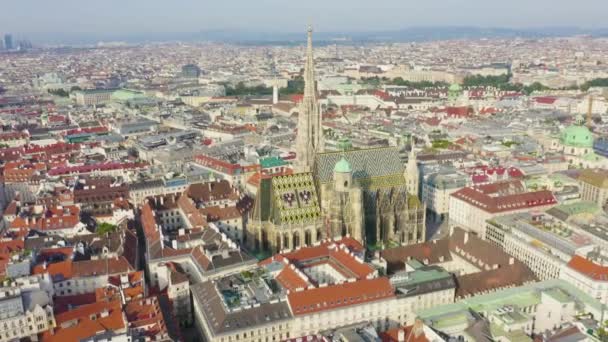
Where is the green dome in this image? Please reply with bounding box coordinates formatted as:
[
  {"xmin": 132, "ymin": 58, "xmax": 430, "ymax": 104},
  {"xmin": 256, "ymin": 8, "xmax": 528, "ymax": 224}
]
[
  {"xmin": 334, "ymin": 157, "xmax": 352, "ymax": 173},
  {"xmin": 560, "ymin": 124, "xmax": 593, "ymax": 148}
]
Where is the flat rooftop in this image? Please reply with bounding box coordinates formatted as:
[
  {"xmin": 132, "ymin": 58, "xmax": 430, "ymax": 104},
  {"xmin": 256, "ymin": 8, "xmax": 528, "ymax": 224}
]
[{"xmin": 191, "ymin": 278, "xmax": 292, "ymax": 336}]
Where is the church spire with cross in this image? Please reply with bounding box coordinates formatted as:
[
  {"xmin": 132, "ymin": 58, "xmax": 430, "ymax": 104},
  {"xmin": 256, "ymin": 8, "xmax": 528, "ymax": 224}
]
[{"xmin": 295, "ymin": 25, "xmax": 323, "ymax": 172}]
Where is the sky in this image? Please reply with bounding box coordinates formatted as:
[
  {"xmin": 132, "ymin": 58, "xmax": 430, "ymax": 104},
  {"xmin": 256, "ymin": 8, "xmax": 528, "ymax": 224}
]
[{"xmin": 2, "ymin": 0, "xmax": 607, "ymax": 36}]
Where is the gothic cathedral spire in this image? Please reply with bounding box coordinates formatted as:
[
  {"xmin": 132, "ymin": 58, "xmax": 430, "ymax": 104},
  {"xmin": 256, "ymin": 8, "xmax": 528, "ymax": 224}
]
[{"xmin": 295, "ymin": 25, "xmax": 323, "ymax": 172}]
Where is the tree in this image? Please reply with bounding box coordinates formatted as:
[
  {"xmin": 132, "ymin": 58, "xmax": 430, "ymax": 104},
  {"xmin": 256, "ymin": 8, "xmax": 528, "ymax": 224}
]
[
  {"xmin": 97, "ymin": 222, "xmax": 117, "ymax": 235},
  {"xmin": 461, "ymin": 73, "xmax": 534, "ymax": 93},
  {"xmin": 47, "ymin": 88, "xmax": 69, "ymax": 97},
  {"xmin": 523, "ymin": 82, "xmax": 550, "ymax": 95},
  {"xmin": 581, "ymin": 78, "xmax": 608, "ymax": 91},
  {"xmin": 432, "ymin": 139, "xmax": 451, "ymax": 149},
  {"xmin": 391, "ymin": 77, "xmax": 448, "ymax": 89},
  {"xmin": 279, "ymin": 76, "xmax": 305, "ymax": 96},
  {"xmin": 224, "ymin": 82, "xmax": 273, "ymax": 96}
]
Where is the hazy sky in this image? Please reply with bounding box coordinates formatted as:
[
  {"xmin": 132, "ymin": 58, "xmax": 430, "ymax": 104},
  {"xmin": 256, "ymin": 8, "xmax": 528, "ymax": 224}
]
[{"xmin": 2, "ymin": 0, "xmax": 607, "ymax": 34}]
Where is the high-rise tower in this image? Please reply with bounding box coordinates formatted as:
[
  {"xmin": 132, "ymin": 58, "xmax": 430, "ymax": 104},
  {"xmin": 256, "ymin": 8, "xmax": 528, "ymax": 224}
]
[
  {"xmin": 4, "ymin": 34, "xmax": 13, "ymax": 51},
  {"xmin": 295, "ymin": 26, "xmax": 323, "ymax": 172},
  {"xmin": 406, "ymin": 147, "xmax": 419, "ymax": 197}
]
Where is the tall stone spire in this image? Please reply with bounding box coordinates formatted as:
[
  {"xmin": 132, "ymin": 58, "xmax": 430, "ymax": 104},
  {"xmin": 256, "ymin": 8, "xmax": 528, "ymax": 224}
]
[{"xmin": 295, "ymin": 25, "xmax": 323, "ymax": 172}]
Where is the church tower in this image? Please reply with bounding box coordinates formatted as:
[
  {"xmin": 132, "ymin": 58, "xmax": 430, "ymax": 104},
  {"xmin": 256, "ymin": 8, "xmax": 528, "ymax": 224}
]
[
  {"xmin": 333, "ymin": 157, "xmax": 353, "ymax": 192},
  {"xmin": 295, "ymin": 26, "xmax": 323, "ymax": 172},
  {"xmin": 321, "ymin": 157, "xmax": 364, "ymax": 242},
  {"xmin": 406, "ymin": 147, "xmax": 419, "ymax": 197}
]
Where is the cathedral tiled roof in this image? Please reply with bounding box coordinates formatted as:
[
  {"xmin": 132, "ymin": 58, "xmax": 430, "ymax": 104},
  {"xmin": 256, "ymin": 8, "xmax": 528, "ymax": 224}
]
[
  {"xmin": 271, "ymin": 173, "xmax": 321, "ymax": 224},
  {"xmin": 314, "ymin": 147, "xmax": 406, "ymax": 187}
]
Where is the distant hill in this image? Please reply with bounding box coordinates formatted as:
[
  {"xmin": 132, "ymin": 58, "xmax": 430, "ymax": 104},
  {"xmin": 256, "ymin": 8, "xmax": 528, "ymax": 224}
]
[{"xmin": 28, "ymin": 26, "xmax": 608, "ymax": 46}]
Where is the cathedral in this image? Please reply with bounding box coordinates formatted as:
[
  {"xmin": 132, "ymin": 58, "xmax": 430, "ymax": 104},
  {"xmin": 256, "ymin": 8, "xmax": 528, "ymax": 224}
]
[{"xmin": 248, "ymin": 27, "xmax": 425, "ymax": 253}]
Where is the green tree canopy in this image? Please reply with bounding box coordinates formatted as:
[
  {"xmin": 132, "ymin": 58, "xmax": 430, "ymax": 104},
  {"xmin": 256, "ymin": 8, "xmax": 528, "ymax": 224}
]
[{"xmin": 97, "ymin": 222, "xmax": 118, "ymax": 236}]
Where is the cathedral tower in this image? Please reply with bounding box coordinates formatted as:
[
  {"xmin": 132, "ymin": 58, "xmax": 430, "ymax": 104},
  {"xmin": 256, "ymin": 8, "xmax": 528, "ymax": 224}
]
[
  {"xmin": 295, "ymin": 26, "xmax": 323, "ymax": 172},
  {"xmin": 333, "ymin": 157, "xmax": 353, "ymax": 192},
  {"xmin": 321, "ymin": 157, "xmax": 364, "ymax": 242}
]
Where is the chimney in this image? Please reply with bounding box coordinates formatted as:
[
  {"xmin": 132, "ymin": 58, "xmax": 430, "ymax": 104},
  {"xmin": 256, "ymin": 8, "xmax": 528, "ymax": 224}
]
[
  {"xmin": 397, "ymin": 329, "xmax": 405, "ymax": 342},
  {"xmin": 509, "ymin": 257, "xmax": 514, "ymax": 265},
  {"xmin": 413, "ymin": 319, "xmax": 424, "ymax": 338},
  {"xmin": 159, "ymin": 196, "xmax": 164, "ymax": 206},
  {"xmin": 464, "ymin": 231, "xmax": 469, "ymax": 244}
]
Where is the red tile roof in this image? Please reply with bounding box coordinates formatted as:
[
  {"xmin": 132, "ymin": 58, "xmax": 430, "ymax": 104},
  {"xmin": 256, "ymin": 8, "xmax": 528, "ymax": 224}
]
[
  {"xmin": 108, "ymin": 270, "xmax": 145, "ymax": 301},
  {"xmin": 288, "ymin": 277, "xmax": 394, "ymax": 316},
  {"xmin": 534, "ymin": 96, "xmax": 558, "ymax": 104},
  {"xmin": 48, "ymin": 162, "xmax": 147, "ymax": 176},
  {"xmin": 24, "ymin": 142, "xmax": 80, "ymax": 158},
  {"xmin": 64, "ymin": 126, "xmax": 108, "ymax": 136},
  {"xmin": 36, "ymin": 247, "xmax": 74, "ymax": 262},
  {"xmin": 276, "ymin": 266, "xmax": 310, "ymax": 291},
  {"xmin": 451, "ymin": 181, "xmax": 556, "ymax": 214},
  {"xmin": 446, "ymin": 106, "xmax": 473, "ymax": 117},
  {"xmin": 32, "ymin": 260, "xmax": 73, "ymax": 280},
  {"xmin": 0, "ymin": 131, "xmax": 28, "ymax": 141},
  {"xmin": 141, "ymin": 203, "xmax": 161, "ymax": 244},
  {"xmin": 124, "ymin": 297, "xmax": 169, "ymax": 340},
  {"xmin": 381, "ymin": 323, "xmax": 430, "ymax": 342},
  {"xmin": 43, "ymin": 300, "xmax": 126, "ymax": 342},
  {"xmin": 53, "ymin": 293, "xmax": 98, "ymax": 314},
  {"xmin": 567, "ymin": 255, "xmax": 608, "ymax": 281},
  {"xmin": 260, "ymin": 238, "xmax": 372, "ymax": 280},
  {"xmin": 200, "ymin": 205, "xmax": 242, "ymax": 221},
  {"xmin": 78, "ymin": 256, "xmax": 133, "ymax": 276},
  {"xmin": 9, "ymin": 205, "xmax": 81, "ymax": 231}
]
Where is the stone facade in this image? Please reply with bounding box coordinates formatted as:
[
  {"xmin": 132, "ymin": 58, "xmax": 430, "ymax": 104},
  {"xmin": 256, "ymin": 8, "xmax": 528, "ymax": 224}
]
[
  {"xmin": 314, "ymin": 148, "xmax": 426, "ymax": 247},
  {"xmin": 248, "ymin": 28, "xmax": 425, "ymax": 252},
  {"xmin": 294, "ymin": 26, "xmax": 323, "ymax": 173},
  {"xmin": 319, "ymin": 159, "xmax": 364, "ymax": 242}
]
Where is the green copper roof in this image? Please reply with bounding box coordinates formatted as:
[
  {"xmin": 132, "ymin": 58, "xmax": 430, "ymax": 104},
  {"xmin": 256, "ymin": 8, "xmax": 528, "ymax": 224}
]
[
  {"xmin": 111, "ymin": 89, "xmax": 145, "ymax": 102},
  {"xmin": 560, "ymin": 124, "xmax": 593, "ymax": 148},
  {"xmin": 334, "ymin": 157, "xmax": 352, "ymax": 173},
  {"xmin": 260, "ymin": 156, "xmax": 286, "ymax": 169},
  {"xmin": 547, "ymin": 201, "xmax": 599, "ymax": 221}
]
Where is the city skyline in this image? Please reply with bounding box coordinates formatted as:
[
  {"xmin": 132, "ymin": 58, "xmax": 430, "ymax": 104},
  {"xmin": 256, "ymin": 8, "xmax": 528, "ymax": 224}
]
[
  {"xmin": 2, "ymin": 0, "xmax": 608, "ymax": 36},
  {"xmin": 2, "ymin": 2, "xmax": 608, "ymax": 341}
]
